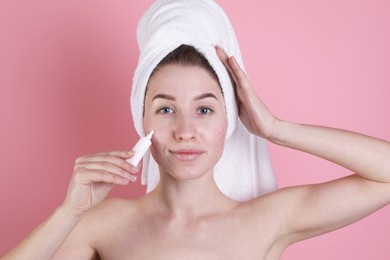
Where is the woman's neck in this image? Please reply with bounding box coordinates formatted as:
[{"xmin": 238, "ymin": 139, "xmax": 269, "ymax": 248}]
[{"xmin": 149, "ymin": 169, "xmax": 237, "ymax": 222}]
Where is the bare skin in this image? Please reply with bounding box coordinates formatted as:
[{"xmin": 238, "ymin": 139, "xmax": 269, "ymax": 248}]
[{"xmin": 2, "ymin": 47, "xmax": 390, "ymax": 260}]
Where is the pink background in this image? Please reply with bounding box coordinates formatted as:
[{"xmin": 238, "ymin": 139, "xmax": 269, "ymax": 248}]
[{"xmin": 1, "ymin": 0, "xmax": 389, "ymax": 258}]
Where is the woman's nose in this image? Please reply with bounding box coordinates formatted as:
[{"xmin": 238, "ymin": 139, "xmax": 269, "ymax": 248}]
[{"xmin": 174, "ymin": 115, "xmax": 197, "ymax": 141}]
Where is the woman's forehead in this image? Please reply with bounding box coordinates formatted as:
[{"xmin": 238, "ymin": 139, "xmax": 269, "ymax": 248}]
[{"xmin": 146, "ymin": 65, "xmax": 223, "ymax": 99}]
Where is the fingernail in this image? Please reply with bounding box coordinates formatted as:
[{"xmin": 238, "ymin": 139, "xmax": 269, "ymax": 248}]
[
  {"xmin": 215, "ymin": 45, "xmax": 225, "ymax": 53},
  {"xmin": 130, "ymin": 175, "xmax": 137, "ymax": 182},
  {"xmin": 218, "ymin": 46, "xmax": 227, "ymax": 54}
]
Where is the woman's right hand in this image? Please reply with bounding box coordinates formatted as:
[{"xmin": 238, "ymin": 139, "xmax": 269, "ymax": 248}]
[{"xmin": 62, "ymin": 150, "xmax": 139, "ymax": 216}]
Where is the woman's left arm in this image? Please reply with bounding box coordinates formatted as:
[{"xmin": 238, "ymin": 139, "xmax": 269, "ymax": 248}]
[
  {"xmin": 216, "ymin": 46, "xmax": 390, "ymax": 244},
  {"xmin": 272, "ymin": 121, "xmax": 390, "ymax": 183},
  {"xmin": 216, "ymin": 45, "xmax": 390, "ymax": 183},
  {"xmin": 264, "ymin": 119, "xmax": 390, "ymax": 246}
]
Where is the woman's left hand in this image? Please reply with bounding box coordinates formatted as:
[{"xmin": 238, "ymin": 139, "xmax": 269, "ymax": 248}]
[{"xmin": 215, "ymin": 46, "xmax": 278, "ymax": 140}]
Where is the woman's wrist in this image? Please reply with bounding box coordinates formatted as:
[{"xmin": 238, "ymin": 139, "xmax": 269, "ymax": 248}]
[
  {"xmin": 57, "ymin": 203, "xmax": 85, "ymax": 222},
  {"xmin": 268, "ymin": 118, "xmax": 288, "ymax": 145}
]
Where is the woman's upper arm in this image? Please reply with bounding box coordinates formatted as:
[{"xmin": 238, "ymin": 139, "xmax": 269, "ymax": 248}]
[
  {"xmin": 274, "ymin": 174, "xmax": 390, "ymax": 246},
  {"xmin": 52, "ymin": 214, "xmax": 98, "ymax": 260}
]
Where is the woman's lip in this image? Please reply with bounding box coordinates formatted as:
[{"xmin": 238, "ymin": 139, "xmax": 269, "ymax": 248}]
[
  {"xmin": 170, "ymin": 149, "xmax": 205, "ymax": 161},
  {"xmin": 170, "ymin": 149, "xmax": 204, "ymax": 154}
]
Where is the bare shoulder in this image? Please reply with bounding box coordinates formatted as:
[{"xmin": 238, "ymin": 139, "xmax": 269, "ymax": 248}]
[
  {"xmin": 87, "ymin": 197, "xmax": 140, "ymax": 221},
  {"xmin": 217, "ymin": 189, "xmax": 300, "ymax": 258},
  {"xmin": 227, "ymin": 190, "xmax": 292, "ymax": 239},
  {"xmin": 243, "ymin": 187, "xmax": 296, "ymax": 221},
  {"xmin": 236, "ymin": 184, "xmax": 327, "ymax": 256},
  {"xmin": 54, "ymin": 197, "xmax": 142, "ymax": 259},
  {"xmin": 81, "ymin": 197, "xmax": 143, "ymax": 237}
]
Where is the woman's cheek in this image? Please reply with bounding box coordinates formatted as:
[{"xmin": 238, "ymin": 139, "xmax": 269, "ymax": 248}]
[
  {"xmin": 149, "ymin": 124, "xmax": 170, "ymax": 164},
  {"xmin": 214, "ymin": 128, "xmax": 227, "ymax": 155},
  {"xmin": 205, "ymin": 118, "xmax": 227, "ymax": 158}
]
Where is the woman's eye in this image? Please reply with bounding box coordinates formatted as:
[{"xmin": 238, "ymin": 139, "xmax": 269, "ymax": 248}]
[
  {"xmin": 198, "ymin": 107, "xmax": 213, "ymax": 114},
  {"xmin": 158, "ymin": 107, "xmax": 174, "ymax": 114}
]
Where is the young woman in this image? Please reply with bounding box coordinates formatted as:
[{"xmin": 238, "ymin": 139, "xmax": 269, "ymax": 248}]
[{"xmin": 3, "ymin": 44, "xmax": 390, "ymax": 260}]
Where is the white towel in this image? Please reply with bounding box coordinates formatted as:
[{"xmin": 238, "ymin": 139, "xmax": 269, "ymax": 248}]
[{"xmin": 131, "ymin": 0, "xmax": 278, "ymax": 201}]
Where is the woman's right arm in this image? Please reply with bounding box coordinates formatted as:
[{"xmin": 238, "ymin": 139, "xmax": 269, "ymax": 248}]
[{"xmin": 1, "ymin": 150, "xmax": 138, "ymax": 260}]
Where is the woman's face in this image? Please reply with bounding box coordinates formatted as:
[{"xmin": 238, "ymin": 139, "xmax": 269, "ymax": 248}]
[{"xmin": 143, "ymin": 64, "xmax": 227, "ymax": 181}]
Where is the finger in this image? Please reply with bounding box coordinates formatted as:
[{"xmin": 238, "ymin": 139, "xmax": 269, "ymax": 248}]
[
  {"xmin": 215, "ymin": 46, "xmax": 246, "ymax": 111},
  {"xmin": 228, "ymin": 56, "xmax": 252, "ymax": 91},
  {"xmin": 215, "ymin": 45, "xmax": 230, "ymax": 69},
  {"xmin": 75, "ymin": 168, "xmax": 135, "ymax": 185},
  {"xmin": 215, "ymin": 46, "xmax": 240, "ymax": 86},
  {"xmin": 75, "ymin": 162, "xmax": 137, "ymax": 181},
  {"xmin": 106, "ymin": 150, "xmax": 135, "ymax": 159},
  {"xmin": 86, "ymin": 150, "xmax": 134, "ymax": 159},
  {"xmin": 86, "ymin": 155, "xmax": 139, "ymax": 173},
  {"xmin": 76, "ymin": 153, "xmax": 139, "ymax": 173}
]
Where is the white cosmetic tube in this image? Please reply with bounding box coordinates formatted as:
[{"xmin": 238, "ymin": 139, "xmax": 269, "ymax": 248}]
[{"xmin": 127, "ymin": 130, "xmax": 154, "ymax": 167}]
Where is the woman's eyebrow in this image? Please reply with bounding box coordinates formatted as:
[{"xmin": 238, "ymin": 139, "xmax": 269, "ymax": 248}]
[
  {"xmin": 152, "ymin": 93, "xmax": 218, "ymax": 101},
  {"xmin": 152, "ymin": 94, "xmax": 175, "ymax": 101},
  {"xmin": 194, "ymin": 93, "xmax": 218, "ymax": 101}
]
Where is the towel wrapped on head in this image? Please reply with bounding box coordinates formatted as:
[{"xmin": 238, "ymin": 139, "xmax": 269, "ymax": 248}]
[{"xmin": 131, "ymin": 0, "xmax": 278, "ymax": 201}]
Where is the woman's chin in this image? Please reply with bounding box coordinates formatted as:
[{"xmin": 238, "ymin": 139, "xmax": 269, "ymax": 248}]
[{"xmin": 161, "ymin": 165, "xmax": 212, "ymax": 182}]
